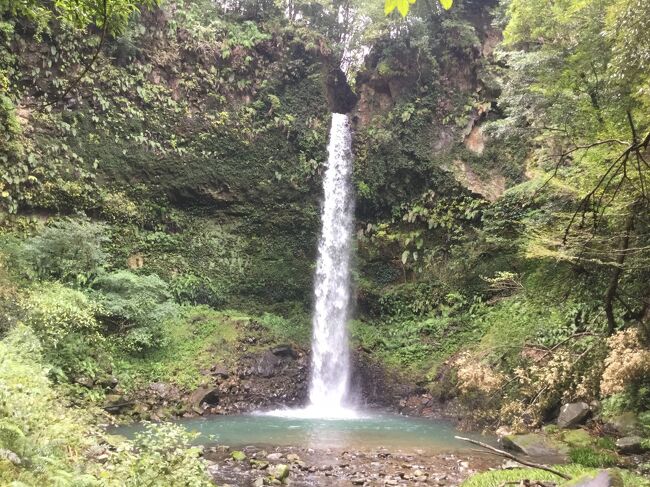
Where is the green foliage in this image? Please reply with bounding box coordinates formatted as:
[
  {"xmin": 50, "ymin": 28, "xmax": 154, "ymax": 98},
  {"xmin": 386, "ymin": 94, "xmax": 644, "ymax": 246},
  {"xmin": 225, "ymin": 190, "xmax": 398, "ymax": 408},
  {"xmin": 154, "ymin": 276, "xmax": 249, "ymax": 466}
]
[
  {"xmin": 19, "ymin": 219, "xmax": 108, "ymax": 285},
  {"xmin": 19, "ymin": 282, "xmax": 112, "ymax": 392},
  {"xmin": 170, "ymin": 274, "xmax": 227, "ymax": 308},
  {"xmin": 0, "ymin": 324, "xmax": 212, "ymax": 485},
  {"xmin": 92, "ymin": 271, "xmax": 177, "ymax": 354}
]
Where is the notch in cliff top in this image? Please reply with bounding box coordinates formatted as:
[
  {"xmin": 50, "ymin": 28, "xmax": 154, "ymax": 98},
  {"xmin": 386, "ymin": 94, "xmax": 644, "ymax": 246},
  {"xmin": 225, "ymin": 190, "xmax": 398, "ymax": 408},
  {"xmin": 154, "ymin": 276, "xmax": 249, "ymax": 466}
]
[{"xmin": 325, "ymin": 68, "xmax": 358, "ymax": 114}]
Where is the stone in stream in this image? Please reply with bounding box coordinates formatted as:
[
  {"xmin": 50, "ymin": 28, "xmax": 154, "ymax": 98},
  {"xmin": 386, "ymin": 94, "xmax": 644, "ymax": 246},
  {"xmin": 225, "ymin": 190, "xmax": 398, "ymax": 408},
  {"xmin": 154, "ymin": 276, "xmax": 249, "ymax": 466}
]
[
  {"xmin": 271, "ymin": 463, "xmax": 290, "ymax": 480},
  {"xmin": 251, "ymin": 459, "xmax": 269, "ymax": 470},
  {"xmin": 285, "ymin": 453, "xmax": 300, "ymax": 463},
  {"xmin": 230, "ymin": 450, "xmax": 247, "ymax": 461},
  {"xmin": 266, "ymin": 452, "xmax": 283, "ymax": 461},
  {"xmin": 557, "ymin": 401, "xmax": 591, "ymax": 428}
]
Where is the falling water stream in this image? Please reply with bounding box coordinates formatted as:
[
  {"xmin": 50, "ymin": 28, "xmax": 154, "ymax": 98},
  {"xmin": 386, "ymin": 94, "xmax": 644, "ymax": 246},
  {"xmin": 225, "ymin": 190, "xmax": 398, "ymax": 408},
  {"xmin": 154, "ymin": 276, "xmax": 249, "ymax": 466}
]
[
  {"xmin": 266, "ymin": 112, "xmax": 358, "ymax": 419},
  {"xmin": 307, "ymin": 113, "xmax": 355, "ymax": 415}
]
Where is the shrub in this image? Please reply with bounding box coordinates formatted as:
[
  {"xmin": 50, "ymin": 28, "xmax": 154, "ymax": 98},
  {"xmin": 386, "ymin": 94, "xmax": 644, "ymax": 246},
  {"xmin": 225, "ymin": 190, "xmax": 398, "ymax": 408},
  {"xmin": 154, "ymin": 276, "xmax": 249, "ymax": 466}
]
[
  {"xmin": 93, "ymin": 271, "xmax": 178, "ymax": 353},
  {"xmin": 20, "ymin": 283, "xmax": 109, "ymax": 388},
  {"xmin": 0, "ymin": 325, "xmax": 213, "ymax": 486},
  {"xmin": 21, "ymin": 283, "xmax": 102, "ymax": 348},
  {"xmin": 0, "ymin": 325, "xmax": 97, "ymax": 485},
  {"xmin": 20, "ymin": 218, "xmax": 108, "ymax": 285},
  {"xmin": 170, "ymin": 274, "xmax": 227, "ymax": 308},
  {"xmin": 601, "ymin": 328, "xmax": 650, "ymax": 402},
  {"xmin": 259, "ymin": 312, "xmax": 310, "ymax": 343},
  {"xmin": 98, "ymin": 422, "xmax": 212, "ymax": 487}
]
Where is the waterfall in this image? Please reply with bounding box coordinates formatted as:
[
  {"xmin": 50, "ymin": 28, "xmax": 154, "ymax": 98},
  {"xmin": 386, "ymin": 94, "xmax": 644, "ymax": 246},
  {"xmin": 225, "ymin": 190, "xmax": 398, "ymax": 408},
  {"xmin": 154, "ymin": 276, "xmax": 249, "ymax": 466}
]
[
  {"xmin": 307, "ymin": 113, "xmax": 355, "ymax": 415},
  {"xmin": 262, "ymin": 113, "xmax": 358, "ymax": 420}
]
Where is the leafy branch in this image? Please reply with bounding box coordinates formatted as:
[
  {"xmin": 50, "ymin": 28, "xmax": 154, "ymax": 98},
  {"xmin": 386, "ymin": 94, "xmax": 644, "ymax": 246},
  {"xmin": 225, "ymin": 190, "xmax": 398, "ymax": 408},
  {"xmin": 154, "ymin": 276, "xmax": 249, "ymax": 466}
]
[{"xmin": 385, "ymin": 0, "xmax": 452, "ymax": 17}]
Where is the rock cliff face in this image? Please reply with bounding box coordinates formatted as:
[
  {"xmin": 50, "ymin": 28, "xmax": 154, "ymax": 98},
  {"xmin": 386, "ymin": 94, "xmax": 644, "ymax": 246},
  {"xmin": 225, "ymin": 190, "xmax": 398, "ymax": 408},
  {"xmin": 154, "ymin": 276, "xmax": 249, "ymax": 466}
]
[{"xmin": 3, "ymin": 0, "xmax": 514, "ymax": 420}]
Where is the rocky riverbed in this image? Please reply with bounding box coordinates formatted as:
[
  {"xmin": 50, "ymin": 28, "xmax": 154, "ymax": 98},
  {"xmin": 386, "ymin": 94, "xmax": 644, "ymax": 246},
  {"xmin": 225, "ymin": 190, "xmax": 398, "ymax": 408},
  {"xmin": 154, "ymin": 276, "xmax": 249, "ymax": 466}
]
[{"xmin": 203, "ymin": 445, "xmax": 501, "ymax": 487}]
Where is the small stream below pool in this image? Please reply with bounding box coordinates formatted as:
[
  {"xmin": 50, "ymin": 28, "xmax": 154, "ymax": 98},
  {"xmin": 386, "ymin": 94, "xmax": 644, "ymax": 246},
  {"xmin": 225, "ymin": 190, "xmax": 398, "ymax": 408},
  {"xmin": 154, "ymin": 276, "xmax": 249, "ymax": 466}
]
[{"xmin": 113, "ymin": 411, "xmax": 489, "ymax": 453}]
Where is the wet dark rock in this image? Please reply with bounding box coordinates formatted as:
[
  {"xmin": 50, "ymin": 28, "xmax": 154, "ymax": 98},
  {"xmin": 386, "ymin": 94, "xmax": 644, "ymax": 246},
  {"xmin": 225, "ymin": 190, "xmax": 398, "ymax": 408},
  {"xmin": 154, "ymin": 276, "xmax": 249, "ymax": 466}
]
[
  {"xmin": 75, "ymin": 376, "xmax": 95, "ymax": 388},
  {"xmin": 148, "ymin": 382, "xmax": 180, "ymax": 401},
  {"xmin": 189, "ymin": 386, "xmax": 220, "ymax": 411},
  {"xmin": 271, "ymin": 345, "xmax": 298, "ymax": 359},
  {"xmin": 255, "ymin": 351, "xmax": 282, "ymax": 378},
  {"xmin": 325, "ymin": 68, "xmax": 357, "ymax": 114},
  {"xmin": 211, "ymin": 365, "xmax": 229, "ymax": 378},
  {"xmin": 557, "ymin": 401, "xmax": 590, "ymax": 428}
]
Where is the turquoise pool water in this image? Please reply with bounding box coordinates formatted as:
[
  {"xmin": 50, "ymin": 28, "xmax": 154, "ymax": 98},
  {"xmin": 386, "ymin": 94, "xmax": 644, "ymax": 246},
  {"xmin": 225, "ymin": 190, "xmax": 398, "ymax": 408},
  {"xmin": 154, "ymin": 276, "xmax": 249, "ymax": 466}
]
[{"xmin": 114, "ymin": 411, "xmax": 480, "ymax": 452}]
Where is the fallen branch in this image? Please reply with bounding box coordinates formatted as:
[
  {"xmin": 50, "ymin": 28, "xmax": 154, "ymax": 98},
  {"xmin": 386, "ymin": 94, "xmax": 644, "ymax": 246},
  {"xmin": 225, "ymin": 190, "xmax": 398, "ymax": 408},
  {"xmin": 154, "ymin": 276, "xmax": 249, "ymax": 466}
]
[
  {"xmin": 499, "ymin": 481, "xmax": 557, "ymax": 487},
  {"xmin": 454, "ymin": 436, "xmax": 571, "ymax": 480}
]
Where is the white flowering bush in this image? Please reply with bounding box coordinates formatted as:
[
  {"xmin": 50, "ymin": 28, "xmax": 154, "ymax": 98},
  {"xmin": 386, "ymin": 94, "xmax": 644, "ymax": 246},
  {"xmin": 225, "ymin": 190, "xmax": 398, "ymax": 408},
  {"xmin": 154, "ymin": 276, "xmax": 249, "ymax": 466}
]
[{"xmin": 601, "ymin": 328, "xmax": 650, "ymax": 398}]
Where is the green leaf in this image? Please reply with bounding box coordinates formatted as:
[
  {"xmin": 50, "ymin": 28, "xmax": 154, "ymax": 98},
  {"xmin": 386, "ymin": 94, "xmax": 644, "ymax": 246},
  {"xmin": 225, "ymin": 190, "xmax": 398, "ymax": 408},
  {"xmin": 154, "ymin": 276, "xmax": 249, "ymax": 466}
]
[
  {"xmin": 384, "ymin": 0, "xmax": 397, "ymax": 15},
  {"xmin": 396, "ymin": 0, "xmax": 409, "ymax": 16},
  {"xmin": 439, "ymin": 0, "xmax": 453, "ymax": 9},
  {"xmin": 401, "ymin": 250, "xmax": 410, "ymax": 265}
]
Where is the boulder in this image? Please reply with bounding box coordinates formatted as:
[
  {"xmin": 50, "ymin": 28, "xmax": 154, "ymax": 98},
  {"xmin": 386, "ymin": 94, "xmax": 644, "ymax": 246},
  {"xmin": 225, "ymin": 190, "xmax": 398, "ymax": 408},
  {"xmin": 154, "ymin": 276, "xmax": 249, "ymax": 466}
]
[
  {"xmin": 615, "ymin": 436, "xmax": 646, "ymax": 454},
  {"xmin": 189, "ymin": 386, "xmax": 220, "ymax": 409},
  {"xmin": 0, "ymin": 448, "xmax": 21, "ymax": 465},
  {"xmin": 557, "ymin": 402, "xmax": 590, "ymax": 428},
  {"xmin": 606, "ymin": 412, "xmax": 641, "ymax": 436},
  {"xmin": 567, "ymin": 469, "xmax": 623, "ymax": 487},
  {"xmin": 255, "ymin": 351, "xmax": 281, "ymax": 378},
  {"xmin": 500, "ymin": 433, "xmax": 569, "ymax": 458}
]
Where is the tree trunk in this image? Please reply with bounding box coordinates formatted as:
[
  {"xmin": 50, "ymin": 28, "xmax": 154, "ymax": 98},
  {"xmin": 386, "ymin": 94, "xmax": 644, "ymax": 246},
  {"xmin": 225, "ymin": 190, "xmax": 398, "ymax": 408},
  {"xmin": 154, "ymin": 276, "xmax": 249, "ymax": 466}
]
[{"xmin": 604, "ymin": 202, "xmax": 638, "ymax": 334}]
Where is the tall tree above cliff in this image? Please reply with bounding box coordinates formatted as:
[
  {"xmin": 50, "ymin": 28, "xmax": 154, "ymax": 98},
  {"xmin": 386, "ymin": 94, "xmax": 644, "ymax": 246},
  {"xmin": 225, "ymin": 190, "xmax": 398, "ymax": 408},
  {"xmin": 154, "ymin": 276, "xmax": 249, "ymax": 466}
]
[{"xmin": 492, "ymin": 0, "xmax": 650, "ymax": 333}]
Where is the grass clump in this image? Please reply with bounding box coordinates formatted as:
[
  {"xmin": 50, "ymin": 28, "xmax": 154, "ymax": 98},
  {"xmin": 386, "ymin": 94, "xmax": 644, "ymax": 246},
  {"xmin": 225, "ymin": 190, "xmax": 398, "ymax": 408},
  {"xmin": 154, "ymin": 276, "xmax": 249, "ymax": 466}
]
[
  {"xmin": 461, "ymin": 466, "xmax": 649, "ymax": 487},
  {"xmin": 568, "ymin": 446, "xmax": 618, "ymax": 468}
]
